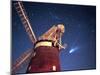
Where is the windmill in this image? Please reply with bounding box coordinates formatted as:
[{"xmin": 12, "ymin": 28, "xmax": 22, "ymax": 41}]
[{"xmin": 12, "ymin": 1, "xmax": 66, "ymax": 74}]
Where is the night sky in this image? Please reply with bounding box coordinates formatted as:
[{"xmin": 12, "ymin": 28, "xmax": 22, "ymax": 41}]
[{"xmin": 12, "ymin": 1, "xmax": 96, "ymax": 73}]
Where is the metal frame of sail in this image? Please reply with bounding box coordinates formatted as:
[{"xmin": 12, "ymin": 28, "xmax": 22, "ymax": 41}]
[
  {"xmin": 14, "ymin": 1, "xmax": 37, "ymax": 44},
  {"xmin": 12, "ymin": 1, "xmax": 37, "ymax": 73}
]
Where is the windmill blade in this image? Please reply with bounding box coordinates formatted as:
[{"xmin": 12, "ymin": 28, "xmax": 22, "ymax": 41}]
[
  {"xmin": 39, "ymin": 24, "xmax": 66, "ymax": 49},
  {"xmin": 39, "ymin": 25, "xmax": 57, "ymax": 41},
  {"xmin": 14, "ymin": 1, "xmax": 37, "ymax": 44},
  {"xmin": 12, "ymin": 48, "xmax": 33, "ymax": 74}
]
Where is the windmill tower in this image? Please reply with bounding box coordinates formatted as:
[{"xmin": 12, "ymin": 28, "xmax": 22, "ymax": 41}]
[{"xmin": 12, "ymin": 1, "xmax": 65, "ymax": 74}]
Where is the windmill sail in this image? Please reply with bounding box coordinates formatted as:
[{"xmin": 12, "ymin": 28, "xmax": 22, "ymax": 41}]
[
  {"xmin": 39, "ymin": 24, "xmax": 65, "ymax": 49},
  {"xmin": 12, "ymin": 48, "xmax": 33, "ymax": 74},
  {"xmin": 14, "ymin": 1, "xmax": 37, "ymax": 44}
]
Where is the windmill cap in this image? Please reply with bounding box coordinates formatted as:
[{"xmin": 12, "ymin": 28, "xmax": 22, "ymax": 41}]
[{"xmin": 57, "ymin": 24, "xmax": 65, "ymax": 33}]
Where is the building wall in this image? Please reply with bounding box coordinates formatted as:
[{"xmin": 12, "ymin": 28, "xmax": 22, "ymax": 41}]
[{"xmin": 26, "ymin": 46, "xmax": 60, "ymax": 73}]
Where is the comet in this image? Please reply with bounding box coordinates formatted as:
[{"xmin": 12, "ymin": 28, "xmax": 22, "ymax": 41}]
[{"xmin": 69, "ymin": 47, "xmax": 78, "ymax": 54}]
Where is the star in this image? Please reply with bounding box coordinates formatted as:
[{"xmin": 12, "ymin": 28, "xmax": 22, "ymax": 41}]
[{"xmin": 91, "ymin": 30, "xmax": 95, "ymax": 33}]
